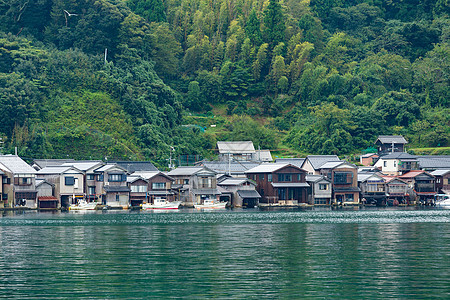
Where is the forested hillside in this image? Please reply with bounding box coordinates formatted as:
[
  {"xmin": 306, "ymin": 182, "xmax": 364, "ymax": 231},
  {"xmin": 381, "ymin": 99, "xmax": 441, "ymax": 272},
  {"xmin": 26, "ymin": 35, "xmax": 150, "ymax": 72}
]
[{"xmin": 0, "ymin": 0, "xmax": 448, "ymax": 165}]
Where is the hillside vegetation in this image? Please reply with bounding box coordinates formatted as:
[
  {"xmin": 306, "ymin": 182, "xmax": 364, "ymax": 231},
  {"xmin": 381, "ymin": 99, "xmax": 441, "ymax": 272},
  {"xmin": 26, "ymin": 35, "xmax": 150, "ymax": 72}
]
[{"xmin": 0, "ymin": 0, "xmax": 448, "ymax": 166}]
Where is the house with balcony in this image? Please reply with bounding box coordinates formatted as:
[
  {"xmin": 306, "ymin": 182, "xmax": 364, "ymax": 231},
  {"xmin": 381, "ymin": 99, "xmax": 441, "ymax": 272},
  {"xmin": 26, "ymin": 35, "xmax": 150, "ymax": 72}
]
[
  {"xmin": 217, "ymin": 177, "xmax": 260, "ymax": 207},
  {"xmin": 0, "ymin": 155, "xmax": 37, "ymax": 208},
  {"xmin": 430, "ymin": 169, "xmax": 450, "ymax": 194},
  {"xmin": 319, "ymin": 161, "xmax": 360, "ymax": 205},
  {"xmin": 132, "ymin": 171, "xmax": 176, "ymax": 206},
  {"xmin": 300, "ymin": 155, "xmax": 341, "ymax": 175},
  {"xmin": 59, "ymin": 161, "xmax": 104, "ymax": 202},
  {"xmin": 245, "ymin": 164, "xmax": 309, "ymax": 206},
  {"xmin": 94, "ymin": 164, "xmax": 130, "ymax": 208},
  {"xmin": 305, "ymin": 175, "xmax": 332, "ymax": 205},
  {"xmin": 358, "ymin": 173, "xmax": 386, "ymax": 205},
  {"xmin": 381, "ymin": 176, "xmax": 409, "ymax": 205},
  {"xmin": 399, "ymin": 170, "xmax": 436, "ymax": 204},
  {"xmin": 375, "ymin": 135, "xmax": 408, "ymax": 155},
  {"xmin": 167, "ymin": 167, "xmax": 220, "ymax": 207},
  {"xmin": 374, "ymin": 152, "xmax": 419, "ymax": 176},
  {"xmin": 36, "ymin": 166, "xmax": 85, "ymax": 208}
]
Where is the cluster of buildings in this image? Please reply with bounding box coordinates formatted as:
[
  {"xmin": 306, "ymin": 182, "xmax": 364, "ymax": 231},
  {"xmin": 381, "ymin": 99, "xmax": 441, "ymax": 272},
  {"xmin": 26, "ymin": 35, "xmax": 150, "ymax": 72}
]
[{"xmin": 0, "ymin": 136, "xmax": 449, "ymax": 210}]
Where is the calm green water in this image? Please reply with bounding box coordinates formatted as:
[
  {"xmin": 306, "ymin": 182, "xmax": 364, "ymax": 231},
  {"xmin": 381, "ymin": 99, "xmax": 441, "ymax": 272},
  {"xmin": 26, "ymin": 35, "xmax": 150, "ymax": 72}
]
[{"xmin": 0, "ymin": 208, "xmax": 449, "ymax": 299}]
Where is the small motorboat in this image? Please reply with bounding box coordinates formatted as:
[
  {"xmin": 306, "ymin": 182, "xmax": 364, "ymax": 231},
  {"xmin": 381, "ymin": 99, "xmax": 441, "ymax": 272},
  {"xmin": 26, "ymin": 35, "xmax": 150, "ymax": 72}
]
[
  {"xmin": 141, "ymin": 198, "xmax": 181, "ymax": 210},
  {"xmin": 435, "ymin": 194, "xmax": 450, "ymax": 208},
  {"xmin": 194, "ymin": 199, "xmax": 227, "ymax": 209},
  {"xmin": 69, "ymin": 199, "xmax": 98, "ymax": 211}
]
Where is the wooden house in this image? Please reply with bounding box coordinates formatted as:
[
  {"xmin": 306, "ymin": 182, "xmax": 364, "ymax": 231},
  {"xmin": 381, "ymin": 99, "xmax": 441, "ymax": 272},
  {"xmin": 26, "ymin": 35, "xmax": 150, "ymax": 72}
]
[
  {"xmin": 167, "ymin": 166, "xmax": 220, "ymax": 207},
  {"xmin": 127, "ymin": 176, "xmax": 148, "ymax": 207},
  {"xmin": 305, "ymin": 175, "xmax": 332, "ymax": 205},
  {"xmin": 381, "ymin": 176, "xmax": 409, "ymax": 205},
  {"xmin": 375, "ymin": 135, "xmax": 408, "ymax": 155},
  {"xmin": 245, "ymin": 164, "xmax": 309, "ymax": 206},
  {"xmin": 357, "ymin": 173, "xmax": 386, "ymax": 205},
  {"xmin": 319, "ymin": 161, "xmax": 360, "ymax": 205},
  {"xmin": 0, "ymin": 155, "xmax": 37, "ymax": 208},
  {"xmin": 36, "ymin": 179, "xmax": 58, "ymax": 209},
  {"xmin": 217, "ymin": 178, "xmax": 260, "ymax": 208},
  {"xmin": 132, "ymin": 171, "xmax": 175, "ymax": 205},
  {"xmin": 300, "ymin": 155, "xmax": 341, "ymax": 175},
  {"xmin": 399, "ymin": 170, "xmax": 436, "ymax": 204},
  {"xmin": 430, "ymin": 169, "xmax": 450, "ymax": 194}
]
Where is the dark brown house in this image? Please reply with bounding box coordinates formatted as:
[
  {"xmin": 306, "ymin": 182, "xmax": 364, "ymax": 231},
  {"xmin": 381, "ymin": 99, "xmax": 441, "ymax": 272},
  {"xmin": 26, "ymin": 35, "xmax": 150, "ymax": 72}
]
[
  {"xmin": 319, "ymin": 161, "xmax": 360, "ymax": 205},
  {"xmin": 430, "ymin": 169, "xmax": 450, "ymax": 194},
  {"xmin": 245, "ymin": 164, "xmax": 309, "ymax": 206},
  {"xmin": 375, "ymin": 135, "xmax": 408, "ymax": 155}
]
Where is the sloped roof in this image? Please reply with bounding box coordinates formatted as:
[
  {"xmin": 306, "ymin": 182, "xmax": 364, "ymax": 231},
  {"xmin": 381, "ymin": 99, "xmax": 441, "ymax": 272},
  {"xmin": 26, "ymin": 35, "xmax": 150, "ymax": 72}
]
[
  {"xmin": 399, "ymin": 170, "xmax": 432, "ymax": 179},
  {"xmin": 109, "ymin": 161, "xmax": 158, "ymax": 172},
  {"xmin": 304, "ymin": 155, "xmax": 341, "ymax": 170},
  {"xmin": 380, "ymin": 176, "xmax": 407, "ymax": 184},
  {"xmin": 199, "ymin": 161, "xmax": 261, "ymax": 174},
  {"xmin": 218, "ymin": 178, "xmax": 255, "ymax": 186},
  {"xmin": 305, "ymin": 175, "xmax": 330, "ymax": 183},
  {"xmin": 379, "ymin": 152, "xmax": 417, "ymax": 160},
  {"xmin": 357, "ymin": 173, "xmax": 384, "ymax": 182},
  {"xmin": 95, "ymin": 164, "xmax": 127, "ymax": 173},
  {"xmin": 32, "ymin": 159, "xmax": 76, "ymax": 169},
  {"xmin": 360, "ymin": 153, "xmax": 378, "ymax": 158},
  {"xmin": 256, "ymin": 150, "xmax": 273, "ymax": 161},
  {"xmin": 274, "ymin": 158, "xmax": 305, "ymax": 168},
  {"xmin": 217, "ymin": 141, "xmax": 255, "ymax": 154},
  {"xmin": 167, "ymin": 166, "xmax": 214, "ymax": 176},
  {"xmin": 62, "ymin": 161, "xmax": 103, "ymax": 172},
  {"xmin": 417, "ymin": 156, "xmax": 450, "ymax": 170},
  {"xmin": 430, "ymin": 169, "xmax": 450, "ymax": 176},
  {"xmin": 375, "ymin": 135, "xmax": 408, "ymax": 144},
  {"xmin": 36, "ymin": 178, "xmax": 55, "ymax": 187},
  {"xmin": 126, "ymin": 176, "xmax": 148, "ymax": 184},
  {"xmin": 0, "ymin": 155, "xmax": 37, "ymax": 174},
  {"xmin": 319, "ymin": 161, "xmax": 353, "ymax": 169},
  {"xmin": 238, "ymin": 190, "xmax": 261, "ymax": 198},
  {"xmin": 245, "ymin": 163, "xmax": 290, "ymax": 174},
  {"xmin": 37, "ymin": 166, "xmax": 83, "ymax": 175}
]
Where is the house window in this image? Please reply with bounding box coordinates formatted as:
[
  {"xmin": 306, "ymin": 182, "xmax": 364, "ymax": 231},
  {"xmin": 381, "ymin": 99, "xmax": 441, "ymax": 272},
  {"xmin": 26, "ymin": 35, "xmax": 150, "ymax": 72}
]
[
  {"xmin": 268, "ymin": 174, "xmax": 272, "ymax": 182},
  {"xmin": 152, "ymin": 182, "xmax": 166, "ymax": 190},
  {"xmin": 116, "ymin": 194, "xmax": 119, "ymax": 201},
  {"xmin": 108, "ymin": 174, "xmax": 126, "ymax": 182},
  {"xmin": 394, "ymin": 161, "xmax": 397, "ymax": 167},
  {"xmin": 199, "ymin": 177, "xmax": 212, "ymax": 188},
  {"xmin": 436, "ymin": 178, "xmax": 441, "ymax": 183},
  {"xmin": 97, "ymin": 174, "xmax": 104, "ymax": 181},
  {"xmin": 131, "ymin": 185, "xmax": 147, "ymax": 193},
  {"xmin": 88, "ymin": 186, "xmax": 96, "ymax": 195},
  {"xmin": 384, "ymin": 161, "xmax": 387, "ymax": 167},
  {"xmin": 65, "ymin": 176, "xmax": 75, "ymax": 186},
  {"xmin": 2, "ymin": 193, "xmax": 7, "ymax": 200},
  {"xmin": 334, "ymin": 172, "xmax": 353, "ymax": 184},
  {"xmin": 278, "ymin": 174, "xmax": 292, "ymax": 182},
  {"xmin": 298, "ymin": 174, "xmax": 302, "ymax": 181},
  {"xmin": 74, "ymin": 178, "xmax": 79, "ymax": 189},
  {"xmin": 345, "ymin": 194, "xmax": 354, "ymax": 202},
  {"xmin": 2, "ymin": 177, "xmax": 10, "ymax": 184},
  {"xmin": 87, "ymin": 174, "xmax": 95, "ymax": 180},
  {"xmin": 259, "ymin": 174, "xmax": 265, "ymax": 181},
  {"xmin": 319, "ymin": 184, "xmax": 328, "ymax": 190}
]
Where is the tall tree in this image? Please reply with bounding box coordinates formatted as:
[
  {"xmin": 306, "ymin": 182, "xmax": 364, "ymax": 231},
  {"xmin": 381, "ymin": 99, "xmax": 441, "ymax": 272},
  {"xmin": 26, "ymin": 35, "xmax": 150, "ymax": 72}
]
[{"xmin": 263, "ymin": 0, "xmax": 285, "ymax": 49}]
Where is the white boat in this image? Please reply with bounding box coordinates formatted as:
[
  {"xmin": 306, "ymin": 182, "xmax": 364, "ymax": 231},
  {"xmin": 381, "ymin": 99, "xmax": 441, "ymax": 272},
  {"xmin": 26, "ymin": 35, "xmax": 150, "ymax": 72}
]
[
  {"xmin": 194, "ymin": 199, "xmax": 227, "ymax": 209},
  {"xmin": 141, "ymin": 198, "xmax": 181, "ymax": 210},
  {"xmin": 69, "ymin": 199, "xmax": 98, "ymax": 210},
  {"xmin": 435, "ymin": 194, "xmax": 450, "ymax": 208}
]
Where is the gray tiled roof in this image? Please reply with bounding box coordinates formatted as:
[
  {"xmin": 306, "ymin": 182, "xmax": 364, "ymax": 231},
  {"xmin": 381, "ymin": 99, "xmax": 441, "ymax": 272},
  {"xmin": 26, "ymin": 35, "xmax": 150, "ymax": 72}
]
[
  {"xmin": 245, "ymin": 163, "xmax": 289, "ymax": 174},
  {"xmin": 305, "ymin": 155, "xmax": 341, "ymax": 170},
  {"xmin": 37, "ymin": 166, "xmax": 82, "ymax": 174},
  {"xmin": 417, "ymin": 156, "xmax": 450, "ymax": 170},
  {"xmin": 375, "ymin": 135, "xmax": 408, "ymax": 144},
  {"xmin": 380, "ymin": 152, "xmax": 417, "ymax": 160},
  {"xmin": 110, "ymin": 161, "xmax": 158, "ymax": 173},
  {"xmin": 217, "ymin": 141, "xmax": 255, "ymax": 154},
  {"xmin": 218, "ymin": 178, "xmax": 254, "ymax": 186},
  {"xmin": 167, "ymin": 167, "xmax": 206, "ymax": 176},
  {"xmin": 62, "ymin": 161, "xmax": 103, "ymax": 171},
  {"xmin": 200, "ymin": 161, "xmax": 261, "ymax": 174},
  {"xmin": 104, "ymin": 186, "xmax": 130, "ymax": 192},
  {"xmin": 0, "ymin": 155, "xmax": 36, "ymax": 174},
  {"xmin": 430, "ymin": 169, "xmax": 450, "ymax": 176},
  {"xmin": 274, "ymin": 158, "xmax": 305, "ymax": 168},
  {"xmin": 237, "ymin": 190, "xmax": 261, "ymax": 198},
  {"xmin": 33, "ymin": 159, "xmax": 76, "ymax": 169}
]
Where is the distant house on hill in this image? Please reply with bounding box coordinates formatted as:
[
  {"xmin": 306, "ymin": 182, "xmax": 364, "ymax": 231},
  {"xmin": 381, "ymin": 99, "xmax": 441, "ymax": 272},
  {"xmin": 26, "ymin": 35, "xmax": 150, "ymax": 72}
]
[
  {"xmin": 374, "ymin": 135, "xmax": 408, "ymax": 155},
  {"xmin": 216, "ymin": 141, "xmax": 272, "ymax": 162},
  {"xmin": 360, "ymin": 153, "xmax": 378, "ymax": 166},
  {"xmin": 373, "ymin": 152, "xmax": 418, "ymax": 176}
]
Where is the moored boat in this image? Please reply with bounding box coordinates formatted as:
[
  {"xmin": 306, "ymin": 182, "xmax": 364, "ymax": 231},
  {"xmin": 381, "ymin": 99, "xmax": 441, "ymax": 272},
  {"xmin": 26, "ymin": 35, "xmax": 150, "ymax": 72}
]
[
  {"xmin": 435, "ymin": 194, "xmax": 450, "ymax": 208},
  {"xmin": 141, "ymin": 198, "xmax": 181, "ymax": 210},
  {"xmin": 69, "ymin": 200, "xmax": 98, "ymax": 210},
  {"xmin": 194, "ymin": 199, "xmax": 227, "ymax": 209}
]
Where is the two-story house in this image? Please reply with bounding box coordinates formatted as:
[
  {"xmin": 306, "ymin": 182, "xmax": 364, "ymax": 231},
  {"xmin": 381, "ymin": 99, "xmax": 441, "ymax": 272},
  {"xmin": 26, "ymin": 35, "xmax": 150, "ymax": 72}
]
[
  {"xmin": 167, "ymin": 167, "xmax": 220, "ymax": 207},
  {"xmin": 245, "ymin": 164, "xmax": 309, "ymax": 206},
  {"xmin": 305, "ymin": 175, "xmax": 332, "ymax": 205},
  {"xmin": 132, "ymin": 171, "xmax": 176, "ymax": 206},
  {"xmin": 36, "ymin": 178, "xmax": 58, "ymax": 209},
  {"xmin": 430, "ymin": 169, "xmax": 450, "ymax": 194},
  {"xmin": 0, "ymin": 155, "xmax": 37, "ymax": 208},
  {"xmin": 94, "ymin": 164, "xmax": 130, "ymax": 208},
  {"xmin": 319, "ymin": 161, "xmax": 360, "ymax": 205},
  {"xmin": 60, "ymin": 161, "xmax": 104, "ymax": 202},
  {"xmin": 357, "ymin": 173, "xmax": 386, "ymax": 205},
  {"xmin": 37, "ymin": 166, "xmax": 85, "ymax": 208},
  {"xmin": 381, "ymin": 176, "xmax": 409, "ymax": 205},
  {"xmin": 399, "ymin": 170, "xmax": 436, "ymax": 204},
  {"xmin": 375, "ymin": 135, "xmax": 408, "ymax": 155},
  {"xmin": 374, "ymin": 152, "xmax": 419, "ymax": 176},
  {"xmin": 300, "ymin": 155, "xmax": 341, "ymax": 175}
]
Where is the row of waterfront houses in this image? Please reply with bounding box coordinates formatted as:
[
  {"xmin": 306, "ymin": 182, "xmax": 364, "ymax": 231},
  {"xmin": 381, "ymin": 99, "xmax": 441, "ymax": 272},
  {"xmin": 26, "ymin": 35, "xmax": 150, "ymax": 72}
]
[{"xmin": 0, "ymin": 137, "xmax": 449, "ymax": 209}]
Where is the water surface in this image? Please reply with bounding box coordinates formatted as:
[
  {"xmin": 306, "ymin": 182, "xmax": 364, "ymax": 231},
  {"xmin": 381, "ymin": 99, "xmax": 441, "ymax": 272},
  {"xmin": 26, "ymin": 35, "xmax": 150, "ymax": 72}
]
[{"xmin": 0, "ymin": 208, "xmax": 449, "ymax": 299}]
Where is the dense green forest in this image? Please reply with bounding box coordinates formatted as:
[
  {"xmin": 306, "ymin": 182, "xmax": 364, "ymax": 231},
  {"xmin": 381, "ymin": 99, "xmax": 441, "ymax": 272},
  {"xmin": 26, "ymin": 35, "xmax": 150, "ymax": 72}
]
[{"xmin": 0, "ymin": 0, "xmax": 448, "ymax": 166}]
